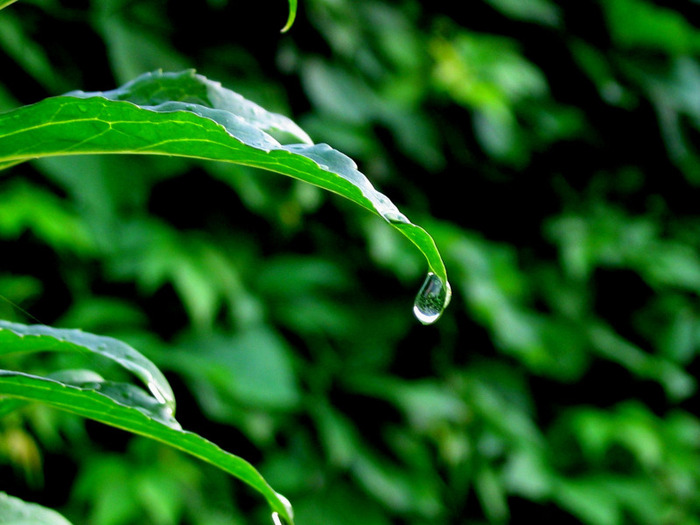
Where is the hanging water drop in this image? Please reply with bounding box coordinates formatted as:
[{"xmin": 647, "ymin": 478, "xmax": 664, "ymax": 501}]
[
  {"xmin": 271, "ymin": 492, "xmax": 293, "ymax": 525},
  {"xmin": 413, "ymin": 272, "xmax": 451, "ymax": 325}
]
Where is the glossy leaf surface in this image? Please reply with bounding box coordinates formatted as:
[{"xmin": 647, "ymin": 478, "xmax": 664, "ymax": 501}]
[
  {"xmin": 0, "ymin": 70, "xmax": 448, "ymax": 291},
  {"xmin": 0, "ymin": 319, "xmax": 175, "ymax": 412},
  {"xmin": 0, "ymin": 370, "xmax": 294, "ymax": 523}
]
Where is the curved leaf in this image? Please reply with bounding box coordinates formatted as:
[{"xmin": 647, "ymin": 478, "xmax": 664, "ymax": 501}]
[
  {"xmin": 281, "ymin": 0, "xmax": 298, "ymax": 33},
  {"xmin": 0, "ymin": 370, "xmax": 294, "ymax": 523},
  {"xmin": 0, "ymin": 320, "xmax": 175, "ymax": 413},
  {"xmin": 0, "ymin": 70, "xmax": 449, "ymax": 321},
  {"xmin": 0, "ymin": 492, "xmax": 73, "ymax": 525},
  {"xmin": 282, "ymin": 0, "xmax": 297, "ymax": 33}
]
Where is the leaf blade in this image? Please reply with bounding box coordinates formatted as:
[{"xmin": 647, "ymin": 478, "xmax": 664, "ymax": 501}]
[
  {"xmin": 0, "ymin": 70, "xmax": 449, "ymax": 288},
  {"xmin": 0, "ymin": 370, "xmax": 294, "ymax": 523}
]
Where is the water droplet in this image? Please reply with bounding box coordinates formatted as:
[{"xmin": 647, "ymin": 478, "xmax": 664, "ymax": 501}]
[
  {"xmin": 413, "ymin": 272, "xmax": 451, "ymax": 325},
  {"xmin": 271, "ymin": 492, "xmax": 294, "ymax": 524}
]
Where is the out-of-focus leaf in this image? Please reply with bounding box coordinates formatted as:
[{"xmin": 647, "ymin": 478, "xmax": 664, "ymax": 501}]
[
  {"xmin": 0, "ymin": 427, "xmax": 42, "ymax": 486},
  {"xmin": 311, "ymin": 401, "xmax": 442, "ymax": 517},
  {"xmin": 0, "ymin": 491, "xmax": 73, "ymax": 525},
  {"xmin": 346, "ymin": 375, "xmax": 468, "ymax": 432},
  {"xmin": 313, "ymin": 402, "xmax": 357, "ymax": 469},
  {"xmin": 502, "ymin": 447, "xmax": 552, "ymax": 499},
  {"xmin": 301, "ymin": 60, "xmax": 381, "ymax": 124},
  {"xmin": 57, "ymin": 297, "xmax": 147, "ymax": 333},
  {"xmin": 74, "ymin": 457, "xmax": 139, "ymax": 525},
  {"xmin": 430, "ymin": 29, "xmax": 549, "ymax": 164},
  {"xmin": 0, "ymin": 274, "xmax": 41, "ymax": 322},
  {"xmin": 292, "ymin": 483, "xmax": 392, "ymax": 525},
  {"xmin": 0, "ymin": 181, "xmax": 94, "ymax": 254},
  {"xmin": 93, "ymin": 0, "xmax": 188, "ymax": 85},
  {"xmin": 589, "ymin": 323, "xmax": 696, "ymax": 400},
  {"xmin": 569, "ymin": 41, "xmax": 632, "ymax": 106},
  {"xmin": 0, "ymin": 398, "xmax": 24, "ymax": 419},
  {"xmin": 73, "ymin": 439, "xmax": 221, "ymax": 525},
  {"xmin": 554, "ymin": 475, "xmax": 622, "ymax": 525},
  {"xmin": 474, "ymin": 465, "xmax": 509, "ymax": 523},
  {"xmin": 168, "ymin": 328, "xmax": 300, "ymax": 412},
  {"xmin": 0, "ymin": 11, "xmax": 66, "ymax": 93},
  {"xmin": 603, "ymin": 0, "xmax": 700, "ymax": 53},
  {"xmin": 73, "ymin": 452, "xmax": 186, "ymax": 525},
  {"xmin": 567, "ymin": 403, "xmax": 664, "ymax": 468},
  {"xmin": 0, "ymin": 83, "xmax": 18, "ymax": 113},
  {"xmin": 483, "ymin": 0, "xmax": 560, "ymax": 26},
  {"xmin": 548, "ymin": 206, "xmax": 700, "ymax": 293},
  {"xmin": 351, "ymin": 450, "xmax": 442, "ymax": 518}
]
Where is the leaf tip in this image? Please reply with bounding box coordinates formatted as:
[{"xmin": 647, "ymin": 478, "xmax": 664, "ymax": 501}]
[{"xmin": 280, "ymin": 0, "xmax": 297, "ymax": 33}]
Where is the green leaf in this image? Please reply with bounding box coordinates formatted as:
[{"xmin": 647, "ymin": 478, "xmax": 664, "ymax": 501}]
[
  {"xmin": 0, "ymin": 320, "xmax": 175, "ymax": 413},
  {"xmin": 281, "ymin": 0, "xmax": 298, "ymax": 33},
  {"xmin": 0, "ymin": 70, "xmax": 449, "ymax": 321},
  {"xmin": 0, "ymin": 491, "xmax": 73, "ymax": 525},
  {"xmin": 0, "ymin": 370, "xmax": 294, "ymax": 524}
]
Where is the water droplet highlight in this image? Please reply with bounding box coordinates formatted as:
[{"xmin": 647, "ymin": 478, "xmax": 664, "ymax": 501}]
[
  {"xmin": 413, "ymin": 272, "xmax": 451, "ymax": 325},
  {"xmin": 272, "ymin": 493, "xmax": 294, "ymax": 525},
  {"xmin": 272, "ymin": 512, "xmax": 291, "ymax": 525}
]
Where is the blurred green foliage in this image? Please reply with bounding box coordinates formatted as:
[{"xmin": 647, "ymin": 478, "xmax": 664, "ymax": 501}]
[{"xmin": 2, "ymin": 0, "xmax": 700, "ymax": 523}]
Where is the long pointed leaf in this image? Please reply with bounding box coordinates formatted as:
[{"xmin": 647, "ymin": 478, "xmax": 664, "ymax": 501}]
[
  {"xmin": 0, "ymin": 370, "xmax": 294, "ymax": 523},
  {"xmin": 0, "ymin": 70, "xmax": 449, "ymax": 316}
]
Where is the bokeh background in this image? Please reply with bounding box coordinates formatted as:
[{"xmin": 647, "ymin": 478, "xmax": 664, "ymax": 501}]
[{"xmin": 3, "ymin": 0, "xmax": 700, "ymax": 523}]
